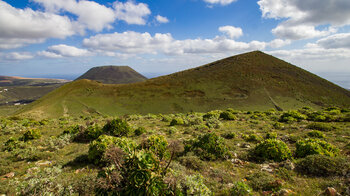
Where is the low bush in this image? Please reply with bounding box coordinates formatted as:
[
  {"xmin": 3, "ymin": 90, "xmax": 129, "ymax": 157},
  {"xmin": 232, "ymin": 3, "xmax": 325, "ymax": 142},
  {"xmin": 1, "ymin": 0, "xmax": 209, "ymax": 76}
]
[
  {"xmin": 295, "ymin": 138, "xmax": 339, "ymax": 158},
  {"xmin": 307, "ymin": 130, "xmax": 326, "ymax": 138},
  {"xmin": 205, "ymin": 117, "xmax": 222, "ymax": 129},
  {"xmin": 62, "ymin": 125, "xmax": 82, "ymax": 135},
  {"xmin": 251, "ymin": 139, "xmax": 291, "ymax": 162},
  {"xmin": 221, "ymin": 132, "xmax": 236, "ymax": 139},
  {"xmin": 21, "ymin": 129, "xmax": 41, "ymax": 142},
  {"xmin": 134, "ymin": 127, "xmax": 146, "ymax": 136},
  {"xmin": 178, "ymin": 154, "xmax": 204, "ymax": 171},
  {"xmin": 279, "ymin": 110, "xmax": 307, "ymax": 123},
  {"xmin": 265, "ymin": 132, "xmax": 277, "ymax": 139},
  {"xmin": 85, "ymin": 125, "xmax": 104, "ymax": 140},
  {"xmin": 306, "ymin": 122, "xmax": 336, "ymax": 132},
  {"xmin": 230, "ymin": 181, "xmax": 252, "ymax": 196},
  {"xmin": 202, "ymin": 111, "xmax": 220, "ymax": 120},
  {"xmin": 180, "ymin": 174, "xmax": 212, "ymax": 196},
  {"xmin": 246, "ymin": 171, "xmax": 282, "ymax": 192},
  {"xmin": 242, "ymin": 134, "xmax": 262, "ymax": 143},
  {"xmin": 220, "ymin": 111, "xmax": 237, "ymax": 120},
  {"xmin": 296, "ymin": 154, "xmax": 350, "ymax": 177},
  {"xmin": 142, "ymin": 135, "xmax": 169, "ymax": 160},
  {"xmin": 170, "ymin": 118, "xmax": 184, "ymax": 126},
  {"xmin": 3, "ymin": 137, "xmax": 21, "ymax": 151},
  {"xmin": 103, "ymin": 119, "xmax": 132, "ymax": 137},
  {"xmin": 88, "ymin": 135, "xmax": 136, "ymax": 165},
  {"xmin": 185, "ymin": 133, "xmax": 229, "ymax": 160}
]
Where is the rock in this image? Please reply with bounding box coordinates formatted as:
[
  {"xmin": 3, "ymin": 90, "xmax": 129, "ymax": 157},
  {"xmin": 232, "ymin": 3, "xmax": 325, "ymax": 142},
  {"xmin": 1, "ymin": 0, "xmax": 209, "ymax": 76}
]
[
  {"xmin": 261, "ymin": 164, "xmax": 274, "ymax": 173},
  {"xmin": 321, "ymin": 187, "xmax": 339, "ymax": 196},
  {"xmin": 231, "ymin": 158, "xmax": 247, "ymax": 166},
  {"xmin": 35, "ymin": 160, "xmax": 52, "ymax": 166},
  {"xmin": 279, "ymin": 160, "xmax": 295, "ymax": 170},
  {"xmin": 26, "ymin": 167, "xmax": 39, "ymax": 174},
  {"xmin": 278, "ymin": 189, "xmax": 295, "ymax": 196},
  {"xmin": 3, "ymin": 172, "xmax": 15, "ymax": 178},
  {"xmin": 242, "ymin": 143, "xmax": 251, "ymax": 148}
]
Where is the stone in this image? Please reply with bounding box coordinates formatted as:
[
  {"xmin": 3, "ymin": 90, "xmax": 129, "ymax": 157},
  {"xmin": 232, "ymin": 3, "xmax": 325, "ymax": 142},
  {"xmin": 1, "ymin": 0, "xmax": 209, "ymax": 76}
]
[
  {"xmin": 261, "ymin": 164, "xmax": 274, "ymax": 173},
  {"xmin": 321, "ymin": 187, "xmax": 338, "ymax": 196},
  {"xmin": 35, "ymin": 160, "xmax": 52, "ymax": 166},
  {"xmin": 3, "ymin": 172, "xmax": 14, "ymax": 178},
  {"xmin": 278, "ymin": 189, "xmax": 295, "ymax": 196},
  {"xmin": 279, "ymin": 160, "xmax": 295, "ymax": 170}
]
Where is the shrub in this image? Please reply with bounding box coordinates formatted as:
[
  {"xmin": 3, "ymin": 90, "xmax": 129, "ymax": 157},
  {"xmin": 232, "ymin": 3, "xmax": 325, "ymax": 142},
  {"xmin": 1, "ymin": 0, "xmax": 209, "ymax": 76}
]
[
  {"xmin": 186, "ymin": 133, "xmax": 229, "ymax": 160},
  {"xmin": 14, "ymin": 166, "xmax": 73, "ymax": 195},
  {"xmin": 205, "ymin": 117, "xmax": 222, "ymax": 129},
  {"xmin": 242, "ymin": 134, "xmax": 262, "ymax": 143},
  {"xmin": 296, "ymin": 154, "xmax": 350, "ymax": 177},
  {"xmin": 85, "ymin": 125, "xmax": 104, "ymax": 140},
  {"xmin": 203, "ymin": 111, "xmax": 220, "ymax": 120},
  {"xmin": 246, "ymin": 172, "xmax": 282, "ymax": 192},
  {"xmin": 134, "ymin": 127, "xmax": 146, "ymax": 136},
  {"xmin": 279, "ymin": 110, "xmax": 307, "ymax": 123},
  {"xmin": 178, "ymin": 154, "xmax": 204, "ymax": 171},
  {"xmin": 306, "ymin": 122, "xmax": 336, "ymax": 132},
  {"xmin": 88, "ymin": 135, "xmax": 136, "ymax": 165},
  {"xmin": 221, "ymin": 132, "xmax": 236, "ymax": 139},
  {"xmin": 103, "ymin": 119, "xmax": 132, "ymax": 137},
  {"xmin": 45, "ymin": 134, "xmax": 72, "ymax": 151},
  {"xmin": 251, "ymin": 139, "xmax": 291, "ymax": 162},
  {"xmin": 142, "ymin": 135, "xmax": 169, "ymax": 160},
  {"xmin": 21, "ymin": 129, "xmax": 41, "ymax": 142},
  {"xmin": 4, "ymin": 137, "xmax": 21, "ymax": 151},
  {"xmin": 62, "ymin": 125, "xmax": 81, "ymax": 135},
  {"xmin": 307, "ymin": 130, "xmax": 326, "ymax": 138},
  {"xmin": 295, "ymin": 138, "xmax": 339, "ymax": 158},
  {"xmin": 265, "ymin": 132, "xmax": 277, "ymax": 139},
  {"xmin": 230, "ymin": 181, "xmax": 252, "ymax": 196},
  {"xmin": 273, "ymin": 122, "xmax": 284, "ymax": 130},
  {"xmin": 220, "ymin": 111, "xmax": 236, "ymax": 120},
  {"xmin": 170, "ymin": 118, "xmax": 184, "ymax": 126},
  {"xmin": 181, "ymin": 174, "xmax": 212, "ymax": 196}
]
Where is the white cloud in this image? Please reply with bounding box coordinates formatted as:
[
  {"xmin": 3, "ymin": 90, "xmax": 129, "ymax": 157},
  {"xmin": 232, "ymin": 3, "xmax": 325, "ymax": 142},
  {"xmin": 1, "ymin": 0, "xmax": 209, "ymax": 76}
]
[
  {"xmin": 0, "ymin": 52, "xmax": 34, "ymax": 61},
  {"xmin": 39, "ymin": 44, "xmax": 91, "ymax": 58},
  {"xmin": 317, "ymin": 33, "xmax": 350, "ymax": 49},
  {"xmin": 114, "ymin": 1, "xmax": 151, "ymax": 25},
  {"xmin": 258, "ymin": 0, "xmax": 350, "ymax": 40},
  {"xmin": 268, "ymin": 39, "xmax": 291, "ymax": 48},
  {"xmin": 203, "ymin": 0, "xmax": 237, "ymax": 6},
  {"xmin": 156, "ymin": 15, "xmax": 169, "ymax": 24},
  {"xmin": 33, "ymin": 0, "xmax": 116, "ymax": 32},
  {"xmin": 83, "ymin": 30, "xmax": 266, "ymax": 56},
  {"xmin": 219, "ymin": 26, "xmax": 243, "ymax": 39},
  {"xmin": 0, "ymin": 1, "xmax": 75, "ymax": 49}
]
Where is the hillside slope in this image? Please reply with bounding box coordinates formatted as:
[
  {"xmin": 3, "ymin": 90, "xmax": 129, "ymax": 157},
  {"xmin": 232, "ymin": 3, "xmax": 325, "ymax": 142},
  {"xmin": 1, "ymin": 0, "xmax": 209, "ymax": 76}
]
[
  {"xmin": 17, "ymin": 51, "xmax": 350, "ymax": 118},
  {"xmin": 75, "ymin": 66, "xmax": 147, "ymax": 84}
]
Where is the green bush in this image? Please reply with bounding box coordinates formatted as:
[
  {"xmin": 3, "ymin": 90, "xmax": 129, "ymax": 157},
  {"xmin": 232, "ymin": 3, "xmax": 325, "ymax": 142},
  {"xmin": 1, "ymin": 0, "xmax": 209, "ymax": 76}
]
[
  {"xmin": 170, "ymin": 118, "xmax": 184, "ymax": 126},
  {"xmin": 203, "ymin": 110, "xmax": 220, "ymax": 120},
  {"xmin": 62, "ymin": 125, "xmax": 81, "ymax": 135},
  {"xmin": 88, "ymin": 135, "xmax": 136, "ymax": 164},
  {"xmin": 265, "ymin": 132, "xmax": 277, "ymax": 139},
  {"xmin": 205, "ymin": 117, "xmax": 222, "ymax": 129},
  {"xmin": 220, "ymin": 111, "xmax": 237, "ymax": 120},
  {"xmin": 246, "ymin": 172, "xmax": 282, "ymax": 192},
  {"xmin": 134, "ymin": 127, "xmax": 146, "ymax": 136},
  {"xmin": 242, "ymin": 134, "xmax": 262, "ymax": 143},
  {"xmin": 180, "ymin": 174, "xmax": 212, "ymax": 196},
  {"xmin": 251, "ymin": 139, "xmax": 291, "ymax": 162},
  {"xmin": 3, "ymin": 137, "xmax": 21, "ymax": 151},
  {"xmin": 279, "ymin": 110, "xmax": 307, "ymax": 123},
  {"xmin": 230, "ymin": 181, "xmax": 252, "ymax": 196},
  {"xmin": 142, "ymin": 135, "xmax": 169, "ymax": 160},
  {"xmin": 307, "ymin": 130, "xmax": 326, "ymax": 138},
  {"xmin": 295, "ymin": 138, "xmax": 339, "ymax": 158},
  {"xmin": 179, "ymin": 154, "xmax": 204, "ymax": 171},
  {"xmin": 21, "ymin": 129, "xmax": 41, "ymax": 142},
  {"xmin": 306, "ymin": 122, "xmax": 336, "ymax": 132},
  {"xmin": 103, "ymin": 119, "xmax": 132, "ymax": 137},
  {"xmin": 221, "ymin": 132, "xmax": 236, "ymax": 139},
  {"xmin": 85, "ymin": 125, "xmax": 103, "ymax": 140},
  {"xmin": 186, "ymin": 133, "xmax": 229, "ymax": 160},
  {"xmin": 296, "ymin": 154, "xmax": 349, "ymax": 177}
]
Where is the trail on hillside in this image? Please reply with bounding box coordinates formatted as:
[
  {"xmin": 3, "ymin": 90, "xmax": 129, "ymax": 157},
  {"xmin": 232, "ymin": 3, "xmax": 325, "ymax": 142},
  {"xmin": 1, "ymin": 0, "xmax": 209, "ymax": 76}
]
[
  {"xmin": 264, "ymin": 87, "xmax": 283, "ymax": 111},
  {"xmin": 62, "ymin": 99, "xmax": 68, "ymax": 117}
]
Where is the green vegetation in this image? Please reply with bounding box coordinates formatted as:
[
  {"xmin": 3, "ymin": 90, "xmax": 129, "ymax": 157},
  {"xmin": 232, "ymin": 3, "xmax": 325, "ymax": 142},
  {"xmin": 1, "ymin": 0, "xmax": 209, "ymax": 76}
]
[
  {"xmin": 1, "ymin": 107, "xmax": 350, "ymax": 195},
  {"xmin": 15, "ymin": 51, "xmax": 350, "ymax": 119},
  {"xmin": 76, "ymin": 65, "xmax": 147, "ymax": 84}
]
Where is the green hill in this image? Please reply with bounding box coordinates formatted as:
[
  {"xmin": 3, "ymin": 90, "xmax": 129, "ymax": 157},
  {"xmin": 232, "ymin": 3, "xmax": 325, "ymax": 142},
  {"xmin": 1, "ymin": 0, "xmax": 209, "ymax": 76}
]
[
  {"xmin": 75, "ymin": 66, "xmax": 147, "ymax": 84},
  {"xmin": 17, "ymin": 51, "xmax": 350, "ymax": 118}
]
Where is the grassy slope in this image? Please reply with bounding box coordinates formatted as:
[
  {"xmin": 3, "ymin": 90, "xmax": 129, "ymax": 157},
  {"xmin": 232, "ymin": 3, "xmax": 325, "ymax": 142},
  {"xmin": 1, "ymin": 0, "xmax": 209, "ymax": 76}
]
[
  {"xmin": 18, "ymin": 51, "xmax": 350, "ymax": 118},
  {"xmin": 76, "ymin": 65, "xmax": 147, "ymax": 84}
]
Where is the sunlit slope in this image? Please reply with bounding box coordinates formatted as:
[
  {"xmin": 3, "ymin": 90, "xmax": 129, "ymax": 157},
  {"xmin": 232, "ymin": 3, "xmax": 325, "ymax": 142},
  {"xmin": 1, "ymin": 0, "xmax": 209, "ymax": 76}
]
[{"xmin": 18, "ymin": 51, "xmax": 350, "ymax": 118}]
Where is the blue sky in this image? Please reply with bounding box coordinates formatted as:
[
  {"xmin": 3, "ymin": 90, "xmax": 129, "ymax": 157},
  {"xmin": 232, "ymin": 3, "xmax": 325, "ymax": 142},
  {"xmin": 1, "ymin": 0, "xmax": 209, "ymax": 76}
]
[{"xmin": 0, "ymin": 0, "xmax": 350, "ymax": 88}]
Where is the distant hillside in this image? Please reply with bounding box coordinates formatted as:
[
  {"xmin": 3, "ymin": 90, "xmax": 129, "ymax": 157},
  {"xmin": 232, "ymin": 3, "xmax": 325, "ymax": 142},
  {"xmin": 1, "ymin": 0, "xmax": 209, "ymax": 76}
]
[
  {"xmin": 17, "ymin": 51, "xmax": 350, "ymax": 118},
  {"xmin": 76, "ymin": 66, "xmax": 147, "ymax": 84},
  {"xmin": 0, "ymin": 76, "xmax": 69, "ymax": 106}
]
